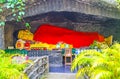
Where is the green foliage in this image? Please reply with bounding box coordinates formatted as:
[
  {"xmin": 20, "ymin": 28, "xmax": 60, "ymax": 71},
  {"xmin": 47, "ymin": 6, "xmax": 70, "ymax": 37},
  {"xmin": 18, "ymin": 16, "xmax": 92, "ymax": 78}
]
[
  {"xmin": 0, "ymin": 49, "xmax": 29, "ymax": 79},
  {"xmin": 71, "ymin": 43, "xmax": 120, "ymax": 79},
  {"xmin": 90, "ymin": 41, "xmax": 109, "ymax": 49},
  {"xmin": 0, "ymin": 21, "xmax": 5, "ymax": 26},
  {"xmin": 0, "ymin": 0, "xmax": 26, "ymax": 26},
  {"xmin": 0, "ymin": 49, "xmax": 5, "ymax": 57},
  {"xmin": 0, "ymin": 0, "xmax": 6, "ymax": 3},
  {"xmin": 116, "ymin": 0, "xmax": 120, "ymax": 8},
  {"xmin": 25, "ymin": 22, "xmax": 31, "ymax": 29}
]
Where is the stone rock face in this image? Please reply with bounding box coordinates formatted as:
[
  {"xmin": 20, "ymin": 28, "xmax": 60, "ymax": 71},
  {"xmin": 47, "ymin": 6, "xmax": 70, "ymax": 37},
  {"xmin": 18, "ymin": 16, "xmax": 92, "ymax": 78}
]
[
  {"xmin": 4, "ymin": 24, "xmax": 14, "ymax": 48},
  {"xmin": 6, "ymin": 0, "xmax": 119, "ymax": 19},
  {"xmin": 0, "ymin": 27, "xmax": 4, "ymax": 49}
]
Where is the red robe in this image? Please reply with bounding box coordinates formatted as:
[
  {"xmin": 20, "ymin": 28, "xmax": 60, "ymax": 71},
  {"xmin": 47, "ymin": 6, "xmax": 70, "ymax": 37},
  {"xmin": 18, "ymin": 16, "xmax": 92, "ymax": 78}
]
[{"xmin": 33, "ymin": 24, "xmax": 104, "ymax": 48}]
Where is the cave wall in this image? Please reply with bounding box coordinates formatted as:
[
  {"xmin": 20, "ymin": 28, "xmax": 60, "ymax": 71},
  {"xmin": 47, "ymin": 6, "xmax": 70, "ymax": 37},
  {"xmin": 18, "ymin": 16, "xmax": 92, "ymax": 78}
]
[
  {"xmin": 4, "ymin": 23, "xmax": 15, "ymax": 48},
  {"xmin": 4, "ymin": 12, "xmax": 120, "ymax": 48},
  {"xmin": 0, "ymin": 27, "xmax": 4, "ymax": 49}
]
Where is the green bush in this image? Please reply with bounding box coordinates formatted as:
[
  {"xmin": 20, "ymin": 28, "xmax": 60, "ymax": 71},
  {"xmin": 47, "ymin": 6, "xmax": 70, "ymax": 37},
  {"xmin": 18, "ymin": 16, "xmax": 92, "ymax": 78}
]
[
  {"xmin": 89, "ymin": 41, "xmax": 109, "ymax": 49},
  {"xmin": 0, "ymin": 49, "xmax": 29, "ymax": 79},
  {"xmin": 71, "ymin": 42, "xmax": 120, "ymax": 79}
]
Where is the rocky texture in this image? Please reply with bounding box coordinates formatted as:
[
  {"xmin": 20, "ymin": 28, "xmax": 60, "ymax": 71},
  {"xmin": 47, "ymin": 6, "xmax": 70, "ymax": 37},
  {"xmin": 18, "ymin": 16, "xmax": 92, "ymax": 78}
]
[
  {"xmin": 6, "ymin": 0, "xmax": 120, "ymax": 20},
  {"xmin": 4, "ymin": 24, "xmax": 14, "ymax": 48},
  {"xmin": 0, "ymin": 27, "xmax": 4, "ymax": 49}
]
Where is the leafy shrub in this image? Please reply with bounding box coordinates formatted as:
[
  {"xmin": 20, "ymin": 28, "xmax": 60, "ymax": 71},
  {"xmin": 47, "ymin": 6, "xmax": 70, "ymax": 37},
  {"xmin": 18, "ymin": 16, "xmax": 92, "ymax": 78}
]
[
  {"xmin": 90, "ymin": 41, "xmax": 109, "ymax": 49},
  {"xmin": 71, "ymin": 42, "xmax": 120, "ymax": 79},
  {"xmin": 0, "ymin": 49, "xmax": 29, "ymax": 79}
]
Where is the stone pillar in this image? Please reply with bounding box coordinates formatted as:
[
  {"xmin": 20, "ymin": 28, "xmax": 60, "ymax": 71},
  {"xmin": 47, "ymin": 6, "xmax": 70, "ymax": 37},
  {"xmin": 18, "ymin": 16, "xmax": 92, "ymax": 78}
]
[{"xmin": 0, "ymin": 26, "xmax": 4, "ymax": 49}]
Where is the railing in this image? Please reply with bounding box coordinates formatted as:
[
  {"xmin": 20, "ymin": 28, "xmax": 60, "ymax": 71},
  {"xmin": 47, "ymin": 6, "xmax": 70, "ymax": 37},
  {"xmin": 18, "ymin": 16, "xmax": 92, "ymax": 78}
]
[{"xmin": 24, "ymin": 56, "xmax": 49, "ymax": 79}]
